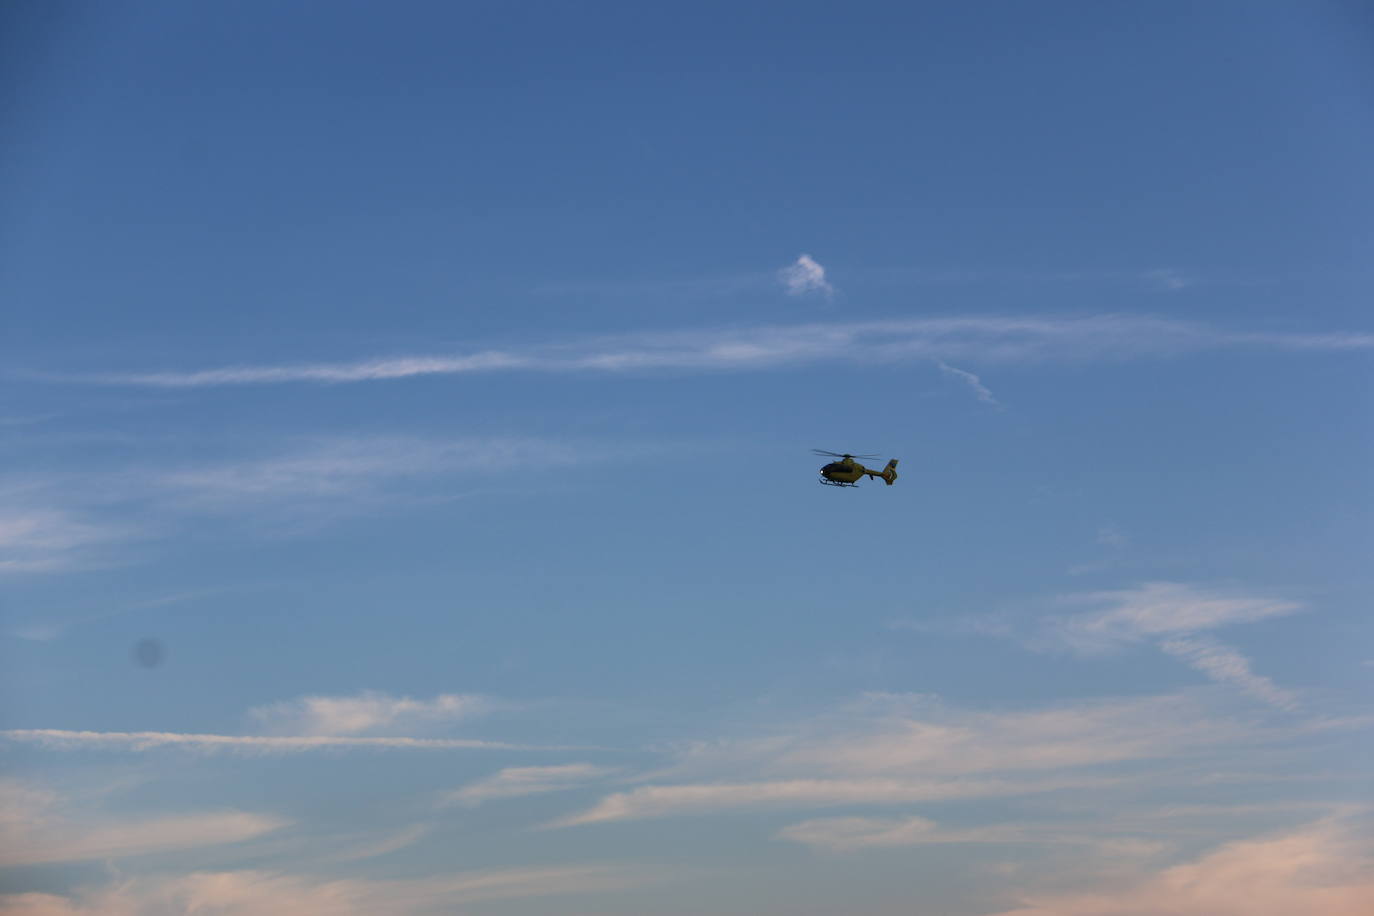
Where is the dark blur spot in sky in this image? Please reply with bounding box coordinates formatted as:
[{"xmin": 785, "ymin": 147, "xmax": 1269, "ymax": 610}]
[{"xmin": 132, "ymin": 637, "xmax": 165, "ymax": 668}]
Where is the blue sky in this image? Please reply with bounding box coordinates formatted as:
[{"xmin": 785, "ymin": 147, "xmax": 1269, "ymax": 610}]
[{"xmin": 3, "ymin": 2, "xmax": 1372, "ymax": 913}]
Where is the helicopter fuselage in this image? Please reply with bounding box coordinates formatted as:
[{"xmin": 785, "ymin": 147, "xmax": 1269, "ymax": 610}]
[
  {"xmin": 819, "ymin": 458, "xmax": 869, "ymax": 485},
  {"xmin": 817, "ymin": 455, "xmax": 899, "ymax": 487}
]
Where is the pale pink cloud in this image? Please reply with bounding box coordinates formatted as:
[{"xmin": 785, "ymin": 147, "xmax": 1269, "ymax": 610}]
[{"xmin": 985, "ymin": 818, "xmax": 1374, "ymax": 916}]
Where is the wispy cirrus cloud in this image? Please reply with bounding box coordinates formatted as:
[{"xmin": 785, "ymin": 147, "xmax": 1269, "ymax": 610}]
[
  {"xmin": 773, "ymin": 801, "xmax": 1356, "ymax": 854},
  {"xmin": 5, "ymin": 812, "xmax": 288, "ymax": 868},
  {"xmin": 778, "ymin": 254, "xmax": 834, "ymax": 296},
  {"xmin": 2, "ymin": 690, "xmax": 586, "ymax": 755},
  {"xmin": 156, "ymin": 436, "xmax": 591, "ymax": 505},
  {"xmin": 29, "ymin": 314, "xmax": 1374, "ymax": 388},
  {"xmin": 0, "ymin": 509, "xmax": 135, "ymax": 575},
  {"xmin": 776, "ymin": 814, "xmax": 1032, "ymax": 851},
  {"xmin": 0, "ymin": 864, "xmax": 673, "ymax": 916},
  {"xmin": 1040, "ymin": 583, "xmax": 1304, "ymax": 709},
  {"xmin": 7, "ymin": 590, "xmax": 218, "ymax": 642},
  {"xmin": 1160, "ymin": 637, "xmax": 1301, "ymax": 712},
  {"xmin": 1045, "ymin": 582, "xmax": 1303, "ymax": 654},
  {"xmin": 938, "ymin": 360, "xmax": 1002, "ymax": 407},
  {"xmin": 0, "ymin": 779, "xmax": 287, "ymax": 868},
  {"xmin": 1096, "ymin": 523, "xmax": 1130, "ymax": 549},
  {"xmin": 9, "ymin": 436, "xmax": 591, "ymax": 520},
  {"xmin": 0, "ymin": 435, "xmax": 601, "ymax": 579},
  {"xmin": 547, "ymin": 691, "xmax": 1276, "ymax": 829},
  {"xmin": 549, "ymin": 775, "xmax": 1110, "ymax": 828},
  {"xmin": 1143, "ymin": 267, "xmax": 1196, "ymax": 291},
  {"xmin": 899, "ymin": 584, "xmax": 1306, "ymax": 710},
  {"xmin": 544, "ymin": 678, "xmax": 1371, "ymax": 833},
  {"xmin": 0, "ymin": 729, "xmax": 561, "ymax": 754},
  {"xmin": 332, "ymin": 824, "xmax": 432, "ymax": 863},
  {"xmin": 444, "ymin": 764, "xmax": 621, "ymax": 807}
]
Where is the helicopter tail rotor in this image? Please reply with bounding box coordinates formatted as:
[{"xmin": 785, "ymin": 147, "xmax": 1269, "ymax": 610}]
[{"xmin": 881, "ymin": 459, "xmax": 899, "ymax": 485}]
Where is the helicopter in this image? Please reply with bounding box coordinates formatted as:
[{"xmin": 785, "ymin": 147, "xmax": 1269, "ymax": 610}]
[{"xmin": 813, "ymin": 450, "xmax": 899, "ymax": 487}]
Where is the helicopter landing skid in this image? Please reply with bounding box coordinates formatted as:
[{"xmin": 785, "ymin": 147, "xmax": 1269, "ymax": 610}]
[{"xmin": 818, "ymin": 478, "xmax": 859, "ymax": 487}]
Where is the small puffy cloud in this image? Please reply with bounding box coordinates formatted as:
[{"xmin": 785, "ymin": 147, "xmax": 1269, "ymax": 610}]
[
  {"xmin": 778, "ymin": 254, "xmax": 834, "ymax": 296},
  {"xmin": 444, "ymin": 764, "xmax": 619, "ymax": 807},
  {"xmin": 247, "ymin": 690, "xmax": 491, "ymax": 737}
]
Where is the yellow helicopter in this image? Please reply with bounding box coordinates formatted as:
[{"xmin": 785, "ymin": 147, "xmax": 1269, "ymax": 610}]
[{"xmin": 814, "ymin": 450, "xmax": 899, "ymax": 487}]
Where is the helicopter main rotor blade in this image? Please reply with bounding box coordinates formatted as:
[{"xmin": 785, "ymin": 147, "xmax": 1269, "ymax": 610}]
[{"xmin": 812, "ymin": 449, "xmax": 884, "ymax": 459}]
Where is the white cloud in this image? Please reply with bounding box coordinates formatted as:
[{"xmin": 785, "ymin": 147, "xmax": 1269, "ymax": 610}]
[
  {"xmin": 247, "ymin": 691, "xmax": 492, "ymax": 737},
  {"xmin": 984, "ymin": 817, "xmax": 1374, "ymax": 916},
  {"xmin": 0, "ymin": 729, "xmax": 549, "ymax": 754},
  {"xmin": 937, "ymin": 361, "xmax": 1002, "ymax": 407},
  {"xmin": 1160, "ymin": 637, "xmax": 1301, "ymax": 711},
  {"xmin": 35, "ymin": 314, "xmax": 1373, "ymax": 388},
  {"xmin": 778, "ymin": 254, "xmax": 834, "ymax": 296},
  {"xmin": 444, "ymin": 764, "xmax": 620, "ymax": 807},
  {"xmin": 0, "ymin": 865, "xmax": 669, "ymax": 916}
]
